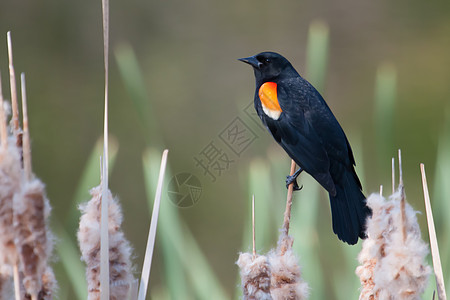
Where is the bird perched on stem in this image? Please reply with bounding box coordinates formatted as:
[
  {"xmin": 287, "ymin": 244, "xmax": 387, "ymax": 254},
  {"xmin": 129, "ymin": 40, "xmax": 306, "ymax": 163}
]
[{"xmin": 239, "ymin": 51, "xmax": 371, "ymax": 245}]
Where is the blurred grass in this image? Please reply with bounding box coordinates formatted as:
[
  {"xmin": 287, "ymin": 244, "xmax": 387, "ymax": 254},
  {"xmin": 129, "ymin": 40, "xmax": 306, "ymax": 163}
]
[
  {"xmin": 305, "ymin": 20, "xmax": 329, "ymax": 93},
  {"xmin": 432, "ymin": 107, "xmax": 450, "ymax": 293},
  {"xmin": 374, "ymin": 63, "xmax": 397, "ymax": 168},
  {"xmin": 115, "ymin": 44, "xmax": 163, "ymax": 148}
]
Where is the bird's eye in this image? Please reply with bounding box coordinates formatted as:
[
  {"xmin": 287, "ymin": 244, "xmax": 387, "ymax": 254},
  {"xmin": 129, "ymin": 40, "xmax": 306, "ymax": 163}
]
[{"xmin": 265, "ymin": 58, "xmax": 271, "ymax": 64}]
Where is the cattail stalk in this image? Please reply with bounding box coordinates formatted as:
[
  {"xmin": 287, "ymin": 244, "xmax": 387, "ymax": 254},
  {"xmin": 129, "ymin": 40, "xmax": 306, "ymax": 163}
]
[
  {"xmin": 281, "ymin": 160, "xmax": 297, "ymax": 253},
  {"xmin": 100, "ymin": 0, "xmax": 110, "ymax": 297}
]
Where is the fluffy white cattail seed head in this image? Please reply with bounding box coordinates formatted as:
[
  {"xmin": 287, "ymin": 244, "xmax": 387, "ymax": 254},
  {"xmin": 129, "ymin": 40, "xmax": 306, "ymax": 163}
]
[
  {"xmin": 356, "ymin": 191, "xmax": 431, "ymax": 300},
  {"xmin": 13, "ymin": 178, "xmax": 53, "ymax": 298},
  {"xmin": 237, "ymin": 253, "xmax": 272, "ymax": 300},
  {"xmin": 269, "ymin": 234, "xmax": 309, "ymax": 300},
  {"xmin": 78, "ymin": 185, "xmax": 135, "ymax": 300}
]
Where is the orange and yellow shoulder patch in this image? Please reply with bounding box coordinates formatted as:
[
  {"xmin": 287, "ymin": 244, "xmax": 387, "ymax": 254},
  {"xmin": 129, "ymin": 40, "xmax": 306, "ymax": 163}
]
[{"xmin": 258, "ymin": 82, "xmax": 282, "ymax": 120}]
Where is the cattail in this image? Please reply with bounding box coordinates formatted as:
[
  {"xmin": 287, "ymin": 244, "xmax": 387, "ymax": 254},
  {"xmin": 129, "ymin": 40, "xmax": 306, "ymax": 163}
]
[
  {"xmin": 13, "ymin": 178, "xmax": 54, "ymax": 299},
  {"xmin": 0, "ymin": 70, "xmax": 22, "ymax": 277},
  {"xmin": 238, "ymin": 161, "xmax": 309, "ymax": 300},
  {"xmin": 356, "ymin": 189, "xmax": 431, "ymax": 300},
  {"xmin": 237, "ymin": 253, "xmax": 272, "ymax": 300},
  {"xmin": 0, "ymin": 142, "xmax": 22, "ymax": 276},
  {"xmin": 268, "ymin": 233, "xmax": 309, "ymax": 300},
  {"xmin": 78, "ymin": 185, "xmax": 135, "ymax": 300}
]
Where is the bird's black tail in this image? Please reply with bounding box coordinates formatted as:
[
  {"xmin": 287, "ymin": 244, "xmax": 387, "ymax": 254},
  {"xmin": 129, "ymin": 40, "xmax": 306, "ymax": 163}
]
[{"xmin": 329, "ymin": 169, "xmax": 371, "ymax": 245}]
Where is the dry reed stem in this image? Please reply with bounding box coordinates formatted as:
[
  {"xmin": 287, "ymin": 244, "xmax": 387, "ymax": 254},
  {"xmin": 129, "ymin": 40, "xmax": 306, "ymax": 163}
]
[
  {"xmin": 12, "ymin": 264, "xmax": 20, "ymax": 300},
  {"xmin": 391, "ymin": 158, "xmax": 395, "ymax": 194},
  {"xmin": 100, "ymin": 0, "xmax": 111, "ymax": 297},
  {"xmin": 7, "ymin": 32, "xmax": 19, "ymax": 135},
  {"xmin": 397, "ymin": 150, "xmax": 407, "ymax": 243},
  {"xmin": 78, "ymin": 185, "xmax": 135, "ymax": 300},
  {"xmin": 420, "ymin": 164, "xmax": 447, "ymax": 300},
  {"xmin": 0, "ymin": 72, "xmax": 7, "ymax": 149},
  {"xmin": 138, "ymin": 149, "xmax": 168, "ymax": 300},
  {"xmin": 20, "ymin": 74, "xmax": 31, "ymax": 181}
]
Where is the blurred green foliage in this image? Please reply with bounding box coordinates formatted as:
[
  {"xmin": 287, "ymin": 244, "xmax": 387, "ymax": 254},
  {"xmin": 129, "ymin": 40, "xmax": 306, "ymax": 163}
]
[{"xmin": 1, "ymin": 0, "xmax": 449, "ymax": 298}]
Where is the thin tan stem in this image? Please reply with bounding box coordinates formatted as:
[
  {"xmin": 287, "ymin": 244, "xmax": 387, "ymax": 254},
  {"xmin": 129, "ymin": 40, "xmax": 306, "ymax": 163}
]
[
  {"xmin": 421, "ymin": 164, "xmax": 447, "ymax": 300},
  {"xmin": 7, "ymin": 32, "xmax": 19, "ymax": 134},
  {"xmin": 21, "ymin": 73, "xmax": 32, "ymax": 180},
  {"xmin": 398, "ymin": 149, "xmax": 403, "ymax": 186},
  {"xmin": 13, "ymin": 263, "xmax": 20, "ymax": 300},
  {"xmin": 391, "ymin": 157, "xmax": 395, "ymax": 194},
  {"xmin": 0, "ymin": 72, "xmax": 7, "ymax": 150},
  {"xmin": 379, "ymin": 185, "xmax": 383, "ymax": 197},
  {"xmin": 283, "ymin": 160, "xmax": 297, "ymax": 236},
  {"xmin": 397, "ymin": 149, "xmax": 406, "ymax": 242},
  {"xmin": 100, "ymin": 0, "xmax": 110, "ymax": 298},
  {"xmin": 252, "ymin": 195, "xmax": 256, "ymax": 259}
]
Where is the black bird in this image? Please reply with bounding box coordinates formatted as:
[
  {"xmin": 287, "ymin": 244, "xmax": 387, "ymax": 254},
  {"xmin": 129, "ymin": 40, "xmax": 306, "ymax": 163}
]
[{"xmin": 239, "ymin": 51, "xmax": 371, "ymax": 245}]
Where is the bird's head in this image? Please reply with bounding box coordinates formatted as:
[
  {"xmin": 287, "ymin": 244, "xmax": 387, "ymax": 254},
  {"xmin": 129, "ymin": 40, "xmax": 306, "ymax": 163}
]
[{"xmin": 239, "ymin": 52, "xmax": 295, "ymax": 83}]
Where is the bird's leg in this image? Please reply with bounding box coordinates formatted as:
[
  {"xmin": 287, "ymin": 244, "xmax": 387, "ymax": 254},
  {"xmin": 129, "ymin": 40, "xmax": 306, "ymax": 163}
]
[{"xmin": 286, "ymin": 167, "xmax": 304, "ymax": 191}]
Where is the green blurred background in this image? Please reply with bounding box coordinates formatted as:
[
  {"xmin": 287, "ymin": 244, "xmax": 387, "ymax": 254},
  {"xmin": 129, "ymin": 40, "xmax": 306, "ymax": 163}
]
[{"xmin": 1, "ymin": 0, "xmax": 449, "ymax": 299}]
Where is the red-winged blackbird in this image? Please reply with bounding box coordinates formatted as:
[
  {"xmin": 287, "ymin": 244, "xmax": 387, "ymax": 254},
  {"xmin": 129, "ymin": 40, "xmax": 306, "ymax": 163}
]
[{"xmin": 239, "ymin": 51, "xmax": 371, "ymax": 245}]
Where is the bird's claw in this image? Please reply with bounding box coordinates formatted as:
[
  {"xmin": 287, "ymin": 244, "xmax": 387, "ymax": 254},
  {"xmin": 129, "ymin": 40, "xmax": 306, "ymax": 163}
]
[{"xmin": 286, "ymin": 175, "xmax": 303, "ymax": 191}]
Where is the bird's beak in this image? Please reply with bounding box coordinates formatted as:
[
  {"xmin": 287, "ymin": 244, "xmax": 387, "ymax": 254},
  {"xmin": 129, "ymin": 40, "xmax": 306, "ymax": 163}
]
[{"xmin": 238, "ymin": 56, "xmax": 261, "ymax": 69}]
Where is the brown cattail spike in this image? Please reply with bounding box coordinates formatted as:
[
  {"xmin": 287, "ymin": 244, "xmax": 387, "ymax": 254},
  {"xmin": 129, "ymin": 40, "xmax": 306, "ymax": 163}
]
[{"xmin": 14, "ymin": 179, "xmax": 52, "ymax": 299}]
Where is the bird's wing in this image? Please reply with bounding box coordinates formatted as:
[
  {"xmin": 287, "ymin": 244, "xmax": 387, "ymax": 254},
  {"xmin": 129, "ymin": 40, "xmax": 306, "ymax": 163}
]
[{"xmin": 261, "ymin": 83, "xmax": 336, "ymax": 194}]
